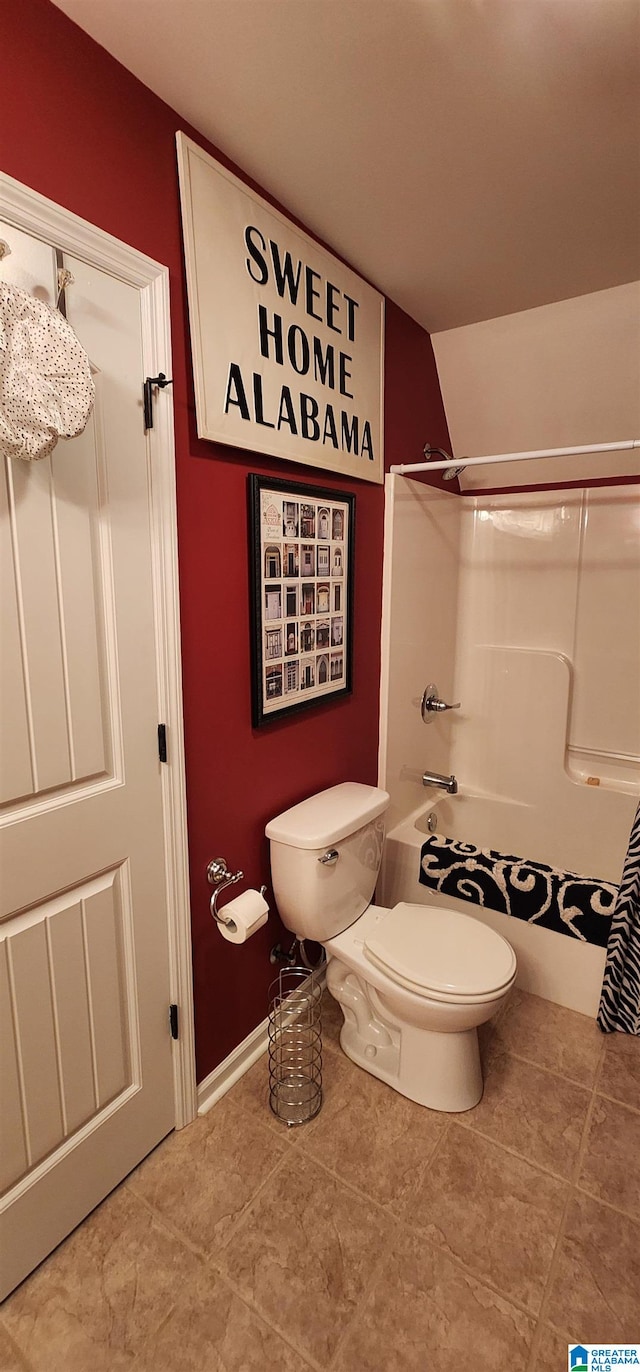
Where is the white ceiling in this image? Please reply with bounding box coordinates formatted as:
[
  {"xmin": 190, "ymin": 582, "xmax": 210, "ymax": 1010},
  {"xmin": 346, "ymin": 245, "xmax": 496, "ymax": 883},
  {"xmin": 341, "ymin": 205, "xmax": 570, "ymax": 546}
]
[{"xmin": 53, "ymin": 0, "xmax": 640, "ymax": 333}]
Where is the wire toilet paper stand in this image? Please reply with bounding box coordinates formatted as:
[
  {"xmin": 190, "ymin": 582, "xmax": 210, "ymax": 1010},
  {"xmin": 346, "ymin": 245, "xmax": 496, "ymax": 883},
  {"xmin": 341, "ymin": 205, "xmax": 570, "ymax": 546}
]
[{"xmin": 268, "ymin": 965, "xmax": 323, "ymax": 1126}]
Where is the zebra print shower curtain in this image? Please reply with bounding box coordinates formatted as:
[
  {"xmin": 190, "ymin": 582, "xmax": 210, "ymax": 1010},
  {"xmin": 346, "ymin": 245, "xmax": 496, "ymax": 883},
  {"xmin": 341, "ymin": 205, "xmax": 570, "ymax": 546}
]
[{"xmin": 598, "ymin": 801, "xmax": 640, "ymax": 1035}]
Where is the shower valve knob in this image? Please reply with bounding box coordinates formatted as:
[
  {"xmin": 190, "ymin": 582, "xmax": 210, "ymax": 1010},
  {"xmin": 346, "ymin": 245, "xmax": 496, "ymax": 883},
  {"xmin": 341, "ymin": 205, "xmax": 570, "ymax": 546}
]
[{"xmin": 421, "ymin": 684, "xmax": 460, "ymax": 721}]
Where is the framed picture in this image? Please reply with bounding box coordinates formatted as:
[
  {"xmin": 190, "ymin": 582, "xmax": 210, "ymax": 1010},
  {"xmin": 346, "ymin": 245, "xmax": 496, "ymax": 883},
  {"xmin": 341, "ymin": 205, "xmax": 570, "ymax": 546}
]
[
  {"xmin": 177, "ymin": 134, "xmax": 384, "ymax": 484},
  {"xmin": 249, "ymin": 474, "xmax": 355, "ymax": 726}
]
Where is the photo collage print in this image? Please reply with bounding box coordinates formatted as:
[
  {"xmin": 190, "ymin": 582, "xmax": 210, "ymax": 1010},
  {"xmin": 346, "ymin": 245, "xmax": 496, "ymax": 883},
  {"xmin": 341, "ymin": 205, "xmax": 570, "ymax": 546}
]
[{"xmin": 259, "ymin": 489, "xmax": 350, "ymax": 715}]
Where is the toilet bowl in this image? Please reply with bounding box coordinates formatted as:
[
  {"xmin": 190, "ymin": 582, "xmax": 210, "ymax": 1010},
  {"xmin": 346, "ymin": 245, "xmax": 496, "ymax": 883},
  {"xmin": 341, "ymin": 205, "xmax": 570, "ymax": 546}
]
[
  {"xmin": 266, "ymin": 782, "xmax": 517, "ymax": 1112},
  {"xmin": 324, "ymin": 900, "xmax": 515, "ymax": 1110}
]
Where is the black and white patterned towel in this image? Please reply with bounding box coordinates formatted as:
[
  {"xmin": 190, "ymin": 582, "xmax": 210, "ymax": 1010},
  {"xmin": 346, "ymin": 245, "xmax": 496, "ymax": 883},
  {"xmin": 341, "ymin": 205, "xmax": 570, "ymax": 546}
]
[
  {"xmin": 419, "ymin": 834, "xmax": 618, "ymax": 946},
  {"xmin": 598, "ymin": 801, "xmax": 640, "ymax": 1033}
]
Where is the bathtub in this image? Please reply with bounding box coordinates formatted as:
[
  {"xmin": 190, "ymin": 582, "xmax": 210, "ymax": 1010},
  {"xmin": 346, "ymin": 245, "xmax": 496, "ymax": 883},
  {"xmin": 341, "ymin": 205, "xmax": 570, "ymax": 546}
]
[{"xmin": 377, "ymin": 792, "xmax": 616, "ymax": 1018}]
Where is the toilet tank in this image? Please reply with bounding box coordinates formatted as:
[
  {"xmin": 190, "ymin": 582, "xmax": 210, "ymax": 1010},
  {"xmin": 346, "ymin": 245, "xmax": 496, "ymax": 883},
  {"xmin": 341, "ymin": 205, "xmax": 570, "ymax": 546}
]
[{"xmin": 266, "ymin": 782, "xmax": 390, "ymax": 941}]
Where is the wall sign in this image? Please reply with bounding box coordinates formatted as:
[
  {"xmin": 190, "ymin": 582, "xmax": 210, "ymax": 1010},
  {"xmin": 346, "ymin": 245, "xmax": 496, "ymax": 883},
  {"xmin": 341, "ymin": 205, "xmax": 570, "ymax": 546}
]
[
  {"xmin": 249, "ymin": 474, "xmax": 355, "ymax": 726},
  {"xmin": 177, "ymin": 134, "xmax": 384, "ymax": 484}
]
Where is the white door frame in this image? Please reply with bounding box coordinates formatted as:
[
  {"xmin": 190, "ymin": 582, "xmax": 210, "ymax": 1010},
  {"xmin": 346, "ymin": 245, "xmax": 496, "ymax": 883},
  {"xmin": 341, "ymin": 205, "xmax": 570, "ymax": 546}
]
[{"xmin": 0, "ymin": 171, "xmax": 197, "ymax": 1129}]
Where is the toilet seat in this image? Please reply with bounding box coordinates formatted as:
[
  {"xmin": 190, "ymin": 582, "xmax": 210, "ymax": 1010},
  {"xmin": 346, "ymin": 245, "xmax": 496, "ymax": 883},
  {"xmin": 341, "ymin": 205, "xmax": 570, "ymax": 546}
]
[{"xmin": 363, "ymin": 902, "xmax": 517, "ymax": 1003}]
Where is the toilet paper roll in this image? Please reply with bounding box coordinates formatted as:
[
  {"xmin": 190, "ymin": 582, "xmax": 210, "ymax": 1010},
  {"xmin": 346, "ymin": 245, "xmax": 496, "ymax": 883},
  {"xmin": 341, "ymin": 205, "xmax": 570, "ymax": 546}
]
[{"xmin": 217, "ymin": 887, "xmax": 269, "ymax": 944}]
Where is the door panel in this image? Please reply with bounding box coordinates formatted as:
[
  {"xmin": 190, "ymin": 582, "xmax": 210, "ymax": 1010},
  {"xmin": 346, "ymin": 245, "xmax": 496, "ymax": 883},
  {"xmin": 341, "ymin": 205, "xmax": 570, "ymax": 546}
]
[
  {"xmin": 0, "ymin": 225, "xmax": 176, "ymax": 1298},
  {"xmin": 1, "ymin": 867, "xmax": 135, "ymax": 1190},
  {"xmin": 4, "ymin": 457, "xmax": 74, "ymax": 793}
]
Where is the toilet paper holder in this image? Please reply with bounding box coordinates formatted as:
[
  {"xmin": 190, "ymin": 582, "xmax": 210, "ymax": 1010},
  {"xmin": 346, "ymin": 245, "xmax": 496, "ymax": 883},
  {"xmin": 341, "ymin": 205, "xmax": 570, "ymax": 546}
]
[{"xmin": 207, "ymin": 857, "xmax": 266, "ymax": 928}]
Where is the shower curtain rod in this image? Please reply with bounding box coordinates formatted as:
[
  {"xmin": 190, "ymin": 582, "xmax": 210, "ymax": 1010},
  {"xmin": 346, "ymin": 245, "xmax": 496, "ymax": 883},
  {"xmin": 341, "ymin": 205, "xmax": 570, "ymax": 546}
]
[{"xmin": 390, "ymin": 438, "xmax": 640, "ymax": 478}]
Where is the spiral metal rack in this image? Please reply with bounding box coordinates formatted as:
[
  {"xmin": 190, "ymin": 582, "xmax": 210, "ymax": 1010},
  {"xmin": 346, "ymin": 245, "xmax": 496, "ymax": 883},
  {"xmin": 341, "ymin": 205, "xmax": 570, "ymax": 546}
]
[{"xmin": 268, "ymin": 965, "xmax": 323, "ymax": 1126}]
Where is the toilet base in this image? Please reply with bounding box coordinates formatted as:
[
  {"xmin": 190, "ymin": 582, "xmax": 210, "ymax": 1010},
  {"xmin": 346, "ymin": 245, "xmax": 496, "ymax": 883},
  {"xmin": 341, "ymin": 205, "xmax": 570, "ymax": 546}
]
[
  {"xmin": 326, "ymin": 961, "xmax": 484, "ymax": 1112},
  {"xmin": 339, "ymin": 1014, "xmax": 483, "ymax": 1112}
]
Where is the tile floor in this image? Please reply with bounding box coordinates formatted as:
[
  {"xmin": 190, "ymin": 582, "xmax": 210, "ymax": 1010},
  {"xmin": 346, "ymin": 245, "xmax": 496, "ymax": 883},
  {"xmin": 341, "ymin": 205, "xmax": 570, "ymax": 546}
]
[{"xmin": 1, "ymin": 988, "xmax": 639, "ymax": 1371}]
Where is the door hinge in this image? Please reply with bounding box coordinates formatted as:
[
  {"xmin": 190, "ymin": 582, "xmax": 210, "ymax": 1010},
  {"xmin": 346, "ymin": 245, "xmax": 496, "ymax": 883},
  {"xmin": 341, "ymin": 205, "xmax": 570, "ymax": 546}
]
[
  {"xmin": 158, "ymin": 723, "xmax": 167, "ymax": 763},
  {"xmin": 169, "ymin": 1004, "xmax": 179, "ymax": 1040}
]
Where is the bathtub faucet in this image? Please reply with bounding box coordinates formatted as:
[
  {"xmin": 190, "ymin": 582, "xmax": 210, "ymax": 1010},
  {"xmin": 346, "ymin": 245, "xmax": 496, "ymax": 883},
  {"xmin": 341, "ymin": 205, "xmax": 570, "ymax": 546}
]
[{"xmin": 422, "ymin": 770, "xmax": 458, "ymax": 794}]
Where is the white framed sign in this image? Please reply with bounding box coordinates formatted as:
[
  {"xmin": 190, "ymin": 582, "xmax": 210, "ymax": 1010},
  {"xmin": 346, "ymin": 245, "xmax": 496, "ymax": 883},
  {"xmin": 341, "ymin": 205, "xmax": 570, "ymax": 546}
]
[{"xmin": 176, "ymin": 133, "xmax": 385, "ymax": 484}]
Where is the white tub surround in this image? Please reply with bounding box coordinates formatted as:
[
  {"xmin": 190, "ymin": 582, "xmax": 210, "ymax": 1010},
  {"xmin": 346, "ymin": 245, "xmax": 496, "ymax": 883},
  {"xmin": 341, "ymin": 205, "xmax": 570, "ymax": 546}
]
[
  {"xmin": 453, "ymin": 488, "xmax": 640, "ymax": 803},
  {"xmin": 448, "ymin": 644, "xmax": 637, "ymax": 881},
  {"xmin": 379, "ymin": 475, "xmax": 461, "ymax": 833},
  {"xmin": 378, "ymin": 477, "xmax": 639, "ymax": 1018}
]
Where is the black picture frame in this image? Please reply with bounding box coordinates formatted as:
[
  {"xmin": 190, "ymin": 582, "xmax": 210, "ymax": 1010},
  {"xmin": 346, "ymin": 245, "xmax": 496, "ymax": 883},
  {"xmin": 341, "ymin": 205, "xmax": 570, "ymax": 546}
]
[{"xmin": 249, "ymin": 474, "xmax": 355, "ymax": 727}]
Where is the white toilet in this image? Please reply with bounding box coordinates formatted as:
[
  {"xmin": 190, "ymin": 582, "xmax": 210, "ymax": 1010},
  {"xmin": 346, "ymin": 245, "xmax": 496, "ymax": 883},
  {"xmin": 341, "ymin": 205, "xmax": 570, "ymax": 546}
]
[{"xmin": 266, "ymin": 781, "xmax": 517, "ymax": 1112}]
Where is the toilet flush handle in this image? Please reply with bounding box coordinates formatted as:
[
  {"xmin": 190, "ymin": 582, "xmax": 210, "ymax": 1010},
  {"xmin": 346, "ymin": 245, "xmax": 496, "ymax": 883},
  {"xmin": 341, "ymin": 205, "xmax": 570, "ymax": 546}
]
[{"xmin": 318, "ymin": 849, "xmax": 340, "ymax": 866}]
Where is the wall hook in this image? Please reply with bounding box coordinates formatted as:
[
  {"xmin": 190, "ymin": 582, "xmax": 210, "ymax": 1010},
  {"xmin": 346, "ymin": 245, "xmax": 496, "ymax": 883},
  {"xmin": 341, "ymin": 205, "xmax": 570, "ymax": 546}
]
[
  {"xmin": 56, "ymin": 267, "xmax": 74, "ymax": 307},
  {"xmin": 143, "ymin": 372, "xmax": 173, "ymax": 431}
]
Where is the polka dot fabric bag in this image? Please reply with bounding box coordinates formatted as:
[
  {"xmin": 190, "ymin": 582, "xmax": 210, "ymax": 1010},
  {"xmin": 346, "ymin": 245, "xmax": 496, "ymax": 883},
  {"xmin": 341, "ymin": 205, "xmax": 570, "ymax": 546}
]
[{"xmin": 0, "ymin": 281, "xmax": 95, "ymax": 462}]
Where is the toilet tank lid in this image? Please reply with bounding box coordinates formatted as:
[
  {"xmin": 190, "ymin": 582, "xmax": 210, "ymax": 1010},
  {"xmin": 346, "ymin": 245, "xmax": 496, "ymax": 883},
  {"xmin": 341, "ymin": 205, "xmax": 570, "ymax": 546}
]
[{"xmin": 266, "ymin": 782, "xmax": 390, "ymax": 849}]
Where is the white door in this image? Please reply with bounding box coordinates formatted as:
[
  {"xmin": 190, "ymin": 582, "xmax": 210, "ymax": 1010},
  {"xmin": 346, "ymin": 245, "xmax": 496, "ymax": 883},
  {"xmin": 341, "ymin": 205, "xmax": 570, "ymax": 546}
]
[{"xmin": 0, "ymin": 223, "xmax": 181, "ymax": 1298}]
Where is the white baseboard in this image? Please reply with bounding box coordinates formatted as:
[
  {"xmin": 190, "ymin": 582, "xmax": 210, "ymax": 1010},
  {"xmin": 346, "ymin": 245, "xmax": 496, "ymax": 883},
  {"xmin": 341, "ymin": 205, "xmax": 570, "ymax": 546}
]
[{"xmin": 197, "ymin": 1017, "xmax": 269, "ymax": 1115}]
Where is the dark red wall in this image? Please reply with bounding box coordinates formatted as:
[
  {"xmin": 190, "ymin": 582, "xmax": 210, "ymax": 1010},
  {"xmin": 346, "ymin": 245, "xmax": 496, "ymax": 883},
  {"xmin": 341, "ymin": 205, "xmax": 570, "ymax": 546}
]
[{"xmin": 2, "ymin": 0, "xmax": 452, "ymax": 1081}]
